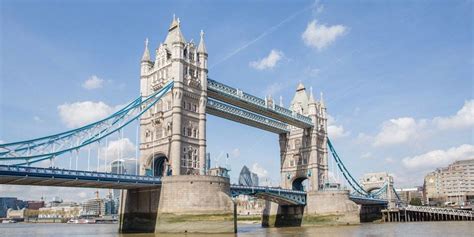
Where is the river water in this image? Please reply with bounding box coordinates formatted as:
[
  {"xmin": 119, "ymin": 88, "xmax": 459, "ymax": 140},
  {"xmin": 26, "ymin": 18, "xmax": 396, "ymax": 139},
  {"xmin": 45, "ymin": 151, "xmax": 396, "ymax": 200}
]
[{"xmin": 0, "ymin": 222, "xmax": 473, "ymax": 237}]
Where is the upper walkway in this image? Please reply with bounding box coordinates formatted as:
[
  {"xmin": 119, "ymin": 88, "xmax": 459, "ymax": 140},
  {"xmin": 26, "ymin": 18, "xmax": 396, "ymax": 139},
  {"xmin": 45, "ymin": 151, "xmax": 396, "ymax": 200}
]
[{"xmin": 207, "ymin": 78, "xmax": 313, "ymax": 129}]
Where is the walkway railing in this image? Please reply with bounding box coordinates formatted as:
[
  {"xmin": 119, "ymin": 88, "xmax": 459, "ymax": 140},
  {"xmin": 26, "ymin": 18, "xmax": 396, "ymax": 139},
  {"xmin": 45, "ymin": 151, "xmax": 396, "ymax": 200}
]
[
  {"xmin": 207, "ymin": 78, "xmax": 313, "ymax": 128},
  {"xmin": 207, "ymin": 99, "xmax": 290, "ymax": 133},
  {"xmin": 230, "ymin": 184, "xmax": 306, "ymax": 205},
  {"xmin": 0, "ymin": 165, "xmax": 162, "ymax": 185}
]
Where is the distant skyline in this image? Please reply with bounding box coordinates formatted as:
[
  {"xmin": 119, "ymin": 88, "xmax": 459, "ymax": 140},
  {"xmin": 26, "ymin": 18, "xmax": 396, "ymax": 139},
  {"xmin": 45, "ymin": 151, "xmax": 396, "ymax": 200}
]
[{"xmin": 0, "ymin": 0, "xmax": 473, "ymax": 201}]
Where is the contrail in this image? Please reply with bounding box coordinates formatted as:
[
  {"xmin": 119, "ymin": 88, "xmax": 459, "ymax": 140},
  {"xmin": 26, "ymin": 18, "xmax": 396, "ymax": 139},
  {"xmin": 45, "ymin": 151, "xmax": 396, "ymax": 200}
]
[{"xmin": 210, "ymin": 3, "xmax": 314, "ymax": 69}]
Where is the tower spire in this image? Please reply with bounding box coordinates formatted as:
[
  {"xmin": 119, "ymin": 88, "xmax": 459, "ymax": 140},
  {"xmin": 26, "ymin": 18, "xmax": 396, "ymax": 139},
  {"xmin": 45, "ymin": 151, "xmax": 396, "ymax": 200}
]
[
  {"xmin": 309, "ymin": 86, "xmax": 315, "ymax": 104},
  {"xmin": 320, "ymin": 92, "xmax": 325, "ymax": 107},
  {"xmin": 141, "ymin": 38, "xmax": 150, "ymax": 62},
  {"xmin": 198, "ymin": 30, "xmax": 207, "ymax": 54}
]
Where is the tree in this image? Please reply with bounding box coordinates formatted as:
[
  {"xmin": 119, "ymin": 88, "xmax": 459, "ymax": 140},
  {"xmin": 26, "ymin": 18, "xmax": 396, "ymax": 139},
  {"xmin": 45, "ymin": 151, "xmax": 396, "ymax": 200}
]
[{"xmin": 409, "ymin": 197, "xmax": 422, "ymax": 206}]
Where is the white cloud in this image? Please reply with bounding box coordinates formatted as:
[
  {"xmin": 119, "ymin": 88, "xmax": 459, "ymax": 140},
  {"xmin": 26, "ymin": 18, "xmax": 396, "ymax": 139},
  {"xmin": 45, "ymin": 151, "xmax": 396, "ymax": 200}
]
[
  {"xmin": 249, "ymin": 49, "xmax": 284, "ymax": 70},
  {"xmin": 33, "ymin": 116, "xmax": 42, "ymax": 122},
  {"xmin": 372, "ymin": 100, "xmax": 473, "ymax": 147},
  {"xmin": 302, "ymin": 20, "xmax": 347, "ymax": 50},
  {"xmin": 58, "ymin": 101, "xmax": 119, "ymax": 128},
  {"xmin": 311, "ymin": 0, "xmax": 324, "ymax": 14},
  {"xmin": 373, "ymin": 117, "xmax": 427, "ymax": 147},
  {"xmin": 385, "ymin": 157, "xmax": 395, "ymax": 164},
  {"xmin": 327, "ymin": 115, "xmax": 349, "ymax": 139},
  {"xmin": 231, "ymin": 148, "xmax": 241, "ymax": 158},
  {"xmin": 251, "ymin": 163, "xmax": 268, "ymax": 178},
  {"xmin": 305, "ymin": 67, "xmax": 321, "ymax": 78},
  {"xmin": 82, "ymin": 75, "xmax": 104, "ymax": 90},
  {"xmin": 434, "ymin": 100, "xmax": 474, "ymax": 129},
  {"xmin": 361, "ymin": 152, "xmax": 373, "ymax": 160},
  {"xmin": 263, "ymin": 82, "xmax": 284, "ymax": 97},
  {"xmin": 101, "ymin": 138, "xmax": 136, "ymax": 162},
  {"xmin": 402, "ymin": 144, "xmax": 474, "ymax": 170},
  {"xmin": 78, "ymin": 191, "xmax": 88, "ymax": 199}
]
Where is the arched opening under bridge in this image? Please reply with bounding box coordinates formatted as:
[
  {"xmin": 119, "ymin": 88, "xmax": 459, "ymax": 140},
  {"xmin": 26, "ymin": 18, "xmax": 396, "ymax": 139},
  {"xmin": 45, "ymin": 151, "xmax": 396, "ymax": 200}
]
[
  {"xmin": 292, "ymin": 177, "xmax": 308, "ymax": 191},
  {"xmin": 153, "ymin": 154, "xmax": 168, "ymax": 177}
]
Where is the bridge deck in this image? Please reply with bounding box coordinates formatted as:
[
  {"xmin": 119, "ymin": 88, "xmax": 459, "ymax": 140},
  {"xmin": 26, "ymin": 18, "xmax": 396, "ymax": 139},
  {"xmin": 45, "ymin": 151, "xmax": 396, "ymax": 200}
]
[
  {"xmin": 0, "ymin": 165, "xmax": 162, "ymax": 189},
  {"xmin": 0, "ymin": 165, "xmax": 388, "ymax": 206}
]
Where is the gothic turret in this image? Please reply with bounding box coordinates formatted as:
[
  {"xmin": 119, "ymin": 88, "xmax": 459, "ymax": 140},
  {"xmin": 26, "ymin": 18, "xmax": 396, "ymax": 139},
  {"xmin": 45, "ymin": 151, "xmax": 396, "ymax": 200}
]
[
  {"xmin": 290, "ymin": 82, "xmax": 309, "ymax": 115},
  {"xmin": 308, "ymin": 86, "xmax": 318, "ymax": 117},
  {"xmin": 165, "ymin": 15, "xmax": 186, "ymax": 45},
  {"xmin": 141, "ymin": 38, "xmax": 151, "ymax": 62},
  {"xmin": 197, "ymin": 30, "xmax": 207, "ymax": 55},
  {"xmin": 140, "ymin": 38, "xmax": 152, "ymax": 77}
]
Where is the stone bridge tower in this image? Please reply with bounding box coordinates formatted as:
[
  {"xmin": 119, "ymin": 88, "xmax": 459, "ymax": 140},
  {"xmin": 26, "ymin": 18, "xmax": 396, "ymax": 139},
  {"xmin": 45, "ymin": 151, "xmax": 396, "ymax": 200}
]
[
  {"xmin": 121, "ymin": 17, "xmax": 234, "ymax": 234},
  {"xmin": 361, "ymin": 172, "xmax": 397, "ymax": 208},
  {"xmin": 279, "ymin": 83, "xmax": 328, "ymax": 191},
  {"xmin": 139, "ymin": 16, "xmax": 208, "ymax": 177},
  {"xmin": 264, "ymin": 84, "xmax": 359, "ymax": 227}
]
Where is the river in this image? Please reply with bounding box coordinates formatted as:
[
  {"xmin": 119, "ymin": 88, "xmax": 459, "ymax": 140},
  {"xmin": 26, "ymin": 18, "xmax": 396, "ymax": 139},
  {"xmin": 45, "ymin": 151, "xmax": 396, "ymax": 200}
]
[{"xmin": 0, "ymin": 222, "xmax": 473, "ymax": 237}]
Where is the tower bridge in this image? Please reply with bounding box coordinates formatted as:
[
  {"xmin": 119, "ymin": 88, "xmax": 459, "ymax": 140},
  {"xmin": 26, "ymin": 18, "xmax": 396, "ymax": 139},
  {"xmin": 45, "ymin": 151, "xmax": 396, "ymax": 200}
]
[{"xmin": 1, "ymin": 17, "xmax": 402, "ymax": 233}]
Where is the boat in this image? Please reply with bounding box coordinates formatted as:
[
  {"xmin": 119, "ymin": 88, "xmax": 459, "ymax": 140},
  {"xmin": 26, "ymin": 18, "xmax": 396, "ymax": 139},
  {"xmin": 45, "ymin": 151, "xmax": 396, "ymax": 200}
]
[{"xmin": 1, "ymin": 220, "xmax": 17, "ymax": 224}]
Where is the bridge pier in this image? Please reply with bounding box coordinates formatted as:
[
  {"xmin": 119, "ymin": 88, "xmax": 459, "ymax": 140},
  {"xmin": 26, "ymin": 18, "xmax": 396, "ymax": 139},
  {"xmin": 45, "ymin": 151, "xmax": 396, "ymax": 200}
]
[
  {"xmin": 261, "ymin": 202, "xmax": 305, "ymax": 227},
  {"xmin": 119, "ymin": 175, "xmax": 235, "ymax": 234},
  {"xmin": 304, "ymin": 190, "xmax": 360, "ymax": 225},
  {"xmin": 261, "ymin": 190, "xmax": 359, "ymax": 227},
  {"xmin": 119, "ymin": 187, "xmax": 161, "ymax": 233}
]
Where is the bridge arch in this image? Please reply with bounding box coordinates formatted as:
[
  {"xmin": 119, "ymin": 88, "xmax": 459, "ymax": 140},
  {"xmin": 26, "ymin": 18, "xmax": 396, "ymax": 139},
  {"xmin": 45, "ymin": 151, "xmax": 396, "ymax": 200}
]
[
  {"xmin": 366, "ymin": 186, "xmax": 382, "ymax": 194},
  {"xmin": 291, "ymin": 176, "xmax": 308, "ymax": 191},
  {"xmin": 145, "ymin": 152, "xmax": 169, "ymax": 177}
]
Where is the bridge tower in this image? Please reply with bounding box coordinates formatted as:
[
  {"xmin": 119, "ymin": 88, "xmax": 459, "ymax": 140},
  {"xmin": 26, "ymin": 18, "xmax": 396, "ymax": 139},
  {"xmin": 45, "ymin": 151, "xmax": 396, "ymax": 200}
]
[
  {"xmin": 361, "ymin": 172, "xmax": 396, "ymax": 208},
  {"xmin": 279, "ymin": 84, "xmax": 328, "ymax": 191},
  {"xmin": 139, "ymin": 15, "xmax": 208, "ymax": 177},
  {"xmin": 263, "ymin": 84, "xmax": 359, "ymax": 227},
  {"xmin": 120, "ymin": 17, "xmax": 234, "ymax": 234}
]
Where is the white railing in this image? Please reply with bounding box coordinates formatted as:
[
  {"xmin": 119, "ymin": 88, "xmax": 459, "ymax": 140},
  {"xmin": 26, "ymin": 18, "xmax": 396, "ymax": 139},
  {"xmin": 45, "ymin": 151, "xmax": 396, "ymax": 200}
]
[{"xmin": 405, "ymin": 205, "xmax": 474, "ymax": 217}]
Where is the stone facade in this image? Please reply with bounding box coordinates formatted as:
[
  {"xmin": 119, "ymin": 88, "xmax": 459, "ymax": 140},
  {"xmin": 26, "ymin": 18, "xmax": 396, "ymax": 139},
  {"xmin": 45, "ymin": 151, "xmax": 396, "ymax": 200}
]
[
  {"xmin": 424, "ymin": 159, "xmax": 474, "ymax": 205},
  {"xmin": 360, "ymin": 172, "xmax": 396, "ymax": 208},
  {"xmin": 279, "ymin": 84, "xmax": 328, "ymax": 192},
  {"xmin": 139, "ymin": 16, "xmax": 208, "ymax": 177}
]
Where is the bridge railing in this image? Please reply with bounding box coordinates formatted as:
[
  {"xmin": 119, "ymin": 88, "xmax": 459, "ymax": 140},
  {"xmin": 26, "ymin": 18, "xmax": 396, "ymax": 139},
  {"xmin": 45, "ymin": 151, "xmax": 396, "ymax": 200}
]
[
  {"xmin": 404, "ymin": 205, "xmax": 474, "ymax": 217},
  {"xmin": 230, "ymin": 184, "xmax": 306, "ymax": 205},
  {"xmin": 0, "ymin": 165, "xmax": 162, "ymax": 182},
  {"xmin": 207, "ymin": 99, "xmax": 290, "ymax": 133},
  {"xmin": 230, "ymin": 184, "xmax": 306, "ymax": 195},
  {"xmin": 207, "ymin": 78, "xmax": 313, "ymax": 126}
]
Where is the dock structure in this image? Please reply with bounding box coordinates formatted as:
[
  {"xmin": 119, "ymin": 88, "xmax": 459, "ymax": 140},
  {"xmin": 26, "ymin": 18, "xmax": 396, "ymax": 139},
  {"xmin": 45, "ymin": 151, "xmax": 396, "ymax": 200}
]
[{"xmin": 382, "ymin": 205, "xmax": 474, "ymax": 222}]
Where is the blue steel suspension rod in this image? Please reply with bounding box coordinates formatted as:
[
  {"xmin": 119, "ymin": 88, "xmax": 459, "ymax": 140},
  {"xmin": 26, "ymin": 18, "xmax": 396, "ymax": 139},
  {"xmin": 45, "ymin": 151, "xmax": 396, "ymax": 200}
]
[
  {"xmin": 1, "ymin": 83, "xmax": 167, "ymax": 153},
  {"xmin": 1, "ymin": 82, "xmax": 174, "ymax": 164},
  {"xmin": 327, "ymin": 138, "xmax": 369, "ymax": 196},
  {"xmin": 0, "ymin": 98, "xmax": 142, "ymax": 157},
  {"xmin": 392, "ymin": 186, "xmax": 401, "ymax": 201},
  {"xmin": 0, "ymin": 82, "xmax": 167, "ymax": 156},
  {"xmin": 0, "ymin": 97, "xmax": 142, "ymax": 148}
]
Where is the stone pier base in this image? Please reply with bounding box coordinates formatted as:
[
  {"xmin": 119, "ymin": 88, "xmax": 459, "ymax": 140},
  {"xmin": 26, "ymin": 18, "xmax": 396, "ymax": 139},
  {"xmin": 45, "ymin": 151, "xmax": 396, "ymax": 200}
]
[
  {"xmin": 119, "ymin": 187, "xmax": 161, "ymax": 233},
  {"xmin": 155, "ymin": 175, "xmax": 235, "ymax": 233},
  {"xmin": 119, "ymin": 175, "xmax": 235, "ymax": 234},
  {"xmin": 360, "ymin": 204, "xmax": 385, "ymax": 222},
  {"xmin": 262, "ymin": 190, "xmax": 360, "ymax": 227},
  {"xmin": 304, "ymin": 190, "xmax": 360, "ymax": 225},
  {"xmin": 262, "ymin": 201, "xmax": 304, "ymax": 227}
]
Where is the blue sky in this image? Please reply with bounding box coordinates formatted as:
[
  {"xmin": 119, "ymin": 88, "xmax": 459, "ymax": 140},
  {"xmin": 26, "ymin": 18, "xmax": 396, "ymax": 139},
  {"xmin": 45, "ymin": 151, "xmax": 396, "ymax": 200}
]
[{"xmin": 0, "ymin": 0, "xmax": 473, "ymax": 201}]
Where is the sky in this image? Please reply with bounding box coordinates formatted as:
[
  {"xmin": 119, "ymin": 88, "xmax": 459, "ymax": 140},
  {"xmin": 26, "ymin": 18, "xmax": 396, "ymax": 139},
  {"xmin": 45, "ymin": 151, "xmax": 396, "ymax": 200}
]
[{"xmin": 0, "ymin": 0, "xmax": 473, "ymax": 202}]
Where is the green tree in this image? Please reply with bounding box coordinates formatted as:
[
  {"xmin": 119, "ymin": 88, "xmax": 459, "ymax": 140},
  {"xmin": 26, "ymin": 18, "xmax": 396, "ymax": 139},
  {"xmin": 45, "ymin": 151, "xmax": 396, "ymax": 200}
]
[{"xmin": 409, "ymin": 197, "xmax": 422, "ymax": 206}]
